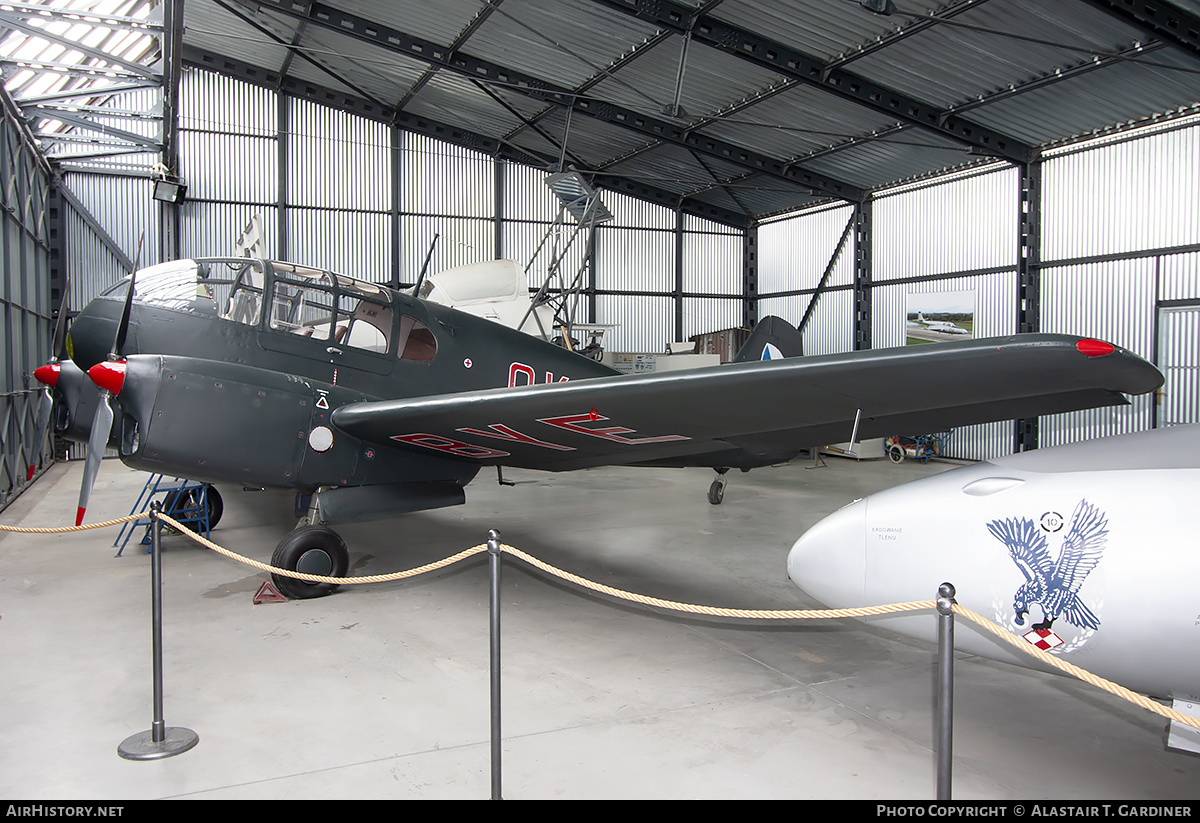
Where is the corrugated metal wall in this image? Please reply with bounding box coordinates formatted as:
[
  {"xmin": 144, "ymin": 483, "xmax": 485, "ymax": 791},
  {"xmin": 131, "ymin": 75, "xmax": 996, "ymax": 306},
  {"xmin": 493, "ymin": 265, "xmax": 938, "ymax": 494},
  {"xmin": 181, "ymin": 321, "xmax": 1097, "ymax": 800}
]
[
  {"xmin": 60, "ymin": 84, "xmax": 165, "ymax": 308},
  {"xmin": 1, "ymin": 101, "xmax": 52, "ymax": 509},
  {"xmin": 866, "ymin": 168, "xmax": 1018, "ymax": 460},
  {"xmin": 758, "ymin": 202, "xmax": 856, "ymax": 356},
  {"xmin": 1039, "ymin": 118, "xmax": 1200, "ymax": 447},
  {"xmin": 179, "ymin": 70, "xmax": 278, "ymax": 262},
  {"xmin": 681, "ymin": 218, "xmax": 743, "ymax": 342},
  {"xmin": 872, "ymin": 166, "xmax": 1019, "ymax": 283}
]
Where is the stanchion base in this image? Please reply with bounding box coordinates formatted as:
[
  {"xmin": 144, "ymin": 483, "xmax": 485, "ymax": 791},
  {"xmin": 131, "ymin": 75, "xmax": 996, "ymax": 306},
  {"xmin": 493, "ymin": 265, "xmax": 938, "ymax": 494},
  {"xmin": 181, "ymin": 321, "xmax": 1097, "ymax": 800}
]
[{"xmin": 118, "ymin": 727, "xmax": 199, "ymax": 760}]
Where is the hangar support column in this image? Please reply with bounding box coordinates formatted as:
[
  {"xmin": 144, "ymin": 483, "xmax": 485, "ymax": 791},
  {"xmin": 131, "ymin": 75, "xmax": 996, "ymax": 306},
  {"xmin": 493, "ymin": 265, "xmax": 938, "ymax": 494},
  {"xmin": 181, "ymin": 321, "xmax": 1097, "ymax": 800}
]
[
  {"xmin": 742, "ymin": 224, "xmax": 758, "ymax": 330},
  {"xmin": 674, "ymin": 208, "xmax": 684, "ymax": 343},
  {"xmin": 158, "ymin": 0, "xmax": 184, "ymax": 262},
  {"xmin": 1014, "ymin": 160, "xmax": 1043, "ymax": 452},
  {"xmin": 853, "ymin": 200, "xmax": 872, "ymax": 352}
]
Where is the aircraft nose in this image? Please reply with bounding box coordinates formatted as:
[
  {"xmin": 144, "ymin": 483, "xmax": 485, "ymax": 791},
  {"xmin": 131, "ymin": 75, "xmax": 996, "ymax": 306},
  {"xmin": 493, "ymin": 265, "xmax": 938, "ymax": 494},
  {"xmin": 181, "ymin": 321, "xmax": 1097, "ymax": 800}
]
[
  {"xmin": 67, "ymin": 311, "xmax": 117, "ymax": 372},
  {"xmin": 787, "ymin": 499, "xmax": 868, "ymax": 607}
]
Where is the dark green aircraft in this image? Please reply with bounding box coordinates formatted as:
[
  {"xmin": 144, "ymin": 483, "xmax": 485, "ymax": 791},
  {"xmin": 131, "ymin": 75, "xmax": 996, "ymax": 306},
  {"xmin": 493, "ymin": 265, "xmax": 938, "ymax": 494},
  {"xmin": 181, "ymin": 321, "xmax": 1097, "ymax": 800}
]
[{"xmin": 33, "ymin": 257, "xmax": 1163, "ymax": 599}]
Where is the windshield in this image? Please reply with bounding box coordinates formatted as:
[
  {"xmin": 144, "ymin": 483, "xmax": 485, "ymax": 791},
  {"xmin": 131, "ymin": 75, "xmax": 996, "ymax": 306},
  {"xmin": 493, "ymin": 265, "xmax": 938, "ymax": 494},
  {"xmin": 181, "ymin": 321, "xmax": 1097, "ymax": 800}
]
[{"xmin": 120, "ymin": 259, "xmax": 265, "ymax": 325}]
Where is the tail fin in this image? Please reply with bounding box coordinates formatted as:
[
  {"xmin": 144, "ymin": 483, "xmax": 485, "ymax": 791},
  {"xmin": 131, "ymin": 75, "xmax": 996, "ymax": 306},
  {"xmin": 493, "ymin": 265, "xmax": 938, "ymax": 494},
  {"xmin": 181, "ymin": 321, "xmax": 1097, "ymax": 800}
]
[{"xmin": 732, "ymin": 316, "xmax": 804, "ymax": 363}]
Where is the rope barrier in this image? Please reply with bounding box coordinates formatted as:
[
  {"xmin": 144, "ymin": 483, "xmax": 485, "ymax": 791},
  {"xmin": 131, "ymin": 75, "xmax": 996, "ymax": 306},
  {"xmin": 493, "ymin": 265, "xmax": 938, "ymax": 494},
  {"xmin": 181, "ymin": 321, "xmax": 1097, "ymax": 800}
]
[
  {"xmin": 5, "ymin": 508, "xmax": 1199, "ymax": 732},
  {"xmin": 0, "ymin": 513, "xmax": 144, "ymax": 533}
]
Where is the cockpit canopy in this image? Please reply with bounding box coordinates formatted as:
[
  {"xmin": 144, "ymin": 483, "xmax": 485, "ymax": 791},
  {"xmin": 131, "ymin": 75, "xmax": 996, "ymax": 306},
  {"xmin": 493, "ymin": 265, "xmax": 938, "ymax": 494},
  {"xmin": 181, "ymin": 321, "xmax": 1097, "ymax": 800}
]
[{"xmin": 112, "ymin": 258, "xmax": 436, "ymax": 362}]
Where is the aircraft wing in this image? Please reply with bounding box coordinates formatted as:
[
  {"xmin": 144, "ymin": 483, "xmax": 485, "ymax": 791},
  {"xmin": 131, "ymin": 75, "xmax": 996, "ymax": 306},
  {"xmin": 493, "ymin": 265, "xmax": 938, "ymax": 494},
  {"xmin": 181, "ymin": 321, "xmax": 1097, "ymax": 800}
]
[{"xmin": 330, "ymin": 335, "xmax": 1163, "ymax": 471}]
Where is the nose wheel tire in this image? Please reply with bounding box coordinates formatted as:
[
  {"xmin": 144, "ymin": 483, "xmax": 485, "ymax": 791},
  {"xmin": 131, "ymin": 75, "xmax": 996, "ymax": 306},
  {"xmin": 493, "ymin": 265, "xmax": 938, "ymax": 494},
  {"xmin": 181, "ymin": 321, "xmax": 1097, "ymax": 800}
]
[{"xmin": 270, "ymin": 525, "xmax": 349, "ymax": 600}]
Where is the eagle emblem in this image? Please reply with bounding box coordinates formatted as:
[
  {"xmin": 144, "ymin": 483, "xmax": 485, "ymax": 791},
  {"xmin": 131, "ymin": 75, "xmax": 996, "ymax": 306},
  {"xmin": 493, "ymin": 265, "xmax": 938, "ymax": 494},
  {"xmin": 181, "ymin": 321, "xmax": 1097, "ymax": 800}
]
[{"xmin": 986, "ymin": 500, "xmax": 1107, "ymax": 631}]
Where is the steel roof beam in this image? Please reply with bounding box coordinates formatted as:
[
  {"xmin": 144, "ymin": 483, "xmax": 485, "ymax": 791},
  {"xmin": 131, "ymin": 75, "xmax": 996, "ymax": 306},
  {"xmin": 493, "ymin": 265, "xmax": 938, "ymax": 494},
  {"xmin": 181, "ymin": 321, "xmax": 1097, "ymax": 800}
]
[
  {"xmin": 1078, "ymin": 0, "xmax": 1200, "ymax": 62},
  {"xmin": 0, "ymin": 10, "xmax": 160, "ymax": 79},
  {"xmin": 588, "ymin": 0, "xmax": 1035, "ymax": 164},
  {"xmin": 247, "ymin": 0, "xmax": 864, "ymax": 202}
]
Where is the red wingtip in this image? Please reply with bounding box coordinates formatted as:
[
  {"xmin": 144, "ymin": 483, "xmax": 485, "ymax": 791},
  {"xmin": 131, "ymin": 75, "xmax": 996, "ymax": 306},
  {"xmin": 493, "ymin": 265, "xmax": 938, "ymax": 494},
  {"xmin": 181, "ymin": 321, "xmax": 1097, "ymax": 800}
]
[
  {"xmin": 88, "ymin": 360, "xmax": 127, "ymax": 395},
  {"xmin": 1076, "ymin": 338, "xmax": 1115, "ymax": 358},
  {"xmin": 33, "ymin": 363, "xmax": 60, "ymax": 387},
  {"xmin": 75, "ymin": 507, "xmax": 86, "ymax": 527}
]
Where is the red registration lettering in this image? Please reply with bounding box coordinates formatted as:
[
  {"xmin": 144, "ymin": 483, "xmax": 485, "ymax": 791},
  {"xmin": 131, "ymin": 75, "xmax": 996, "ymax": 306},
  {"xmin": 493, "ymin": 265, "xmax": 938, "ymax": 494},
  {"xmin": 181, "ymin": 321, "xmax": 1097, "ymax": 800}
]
[
  {"xmin": 508, "ymin": 362, "xmax": 536, "ymax": 388},
  {"xmin": 457, "ymin": 423, "xmax": 575, "ymax": 451},
  {"xmin": 391, "ymin": 433, "xmax": 510, "ymax": 459},
  {"xmin": 538, "ymin": 412, "xmax": 690, "ymax": 445}
]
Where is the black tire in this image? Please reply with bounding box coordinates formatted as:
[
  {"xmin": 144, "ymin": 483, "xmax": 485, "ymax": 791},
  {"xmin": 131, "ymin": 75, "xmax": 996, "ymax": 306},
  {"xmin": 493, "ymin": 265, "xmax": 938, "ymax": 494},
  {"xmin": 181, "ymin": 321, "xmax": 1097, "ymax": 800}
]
[
  {"xmin": 270, "ymin": 526, "xmax": 349, "ymax": 600},
  {"xmin": 162, "ymin": 485, "xmax": 223, "ymax": 532},
  {"xmin": 707, "ymin": 478, "xmax": 725, "ymax": 505}
]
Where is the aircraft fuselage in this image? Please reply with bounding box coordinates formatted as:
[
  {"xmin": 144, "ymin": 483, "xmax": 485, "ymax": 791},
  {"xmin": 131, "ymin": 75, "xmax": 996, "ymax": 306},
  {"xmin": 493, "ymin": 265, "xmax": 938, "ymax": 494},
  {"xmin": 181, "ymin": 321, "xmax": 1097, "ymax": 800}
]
[{"xmin": 65, "ymin": 258, "xmax": 617, "ymax": 494}]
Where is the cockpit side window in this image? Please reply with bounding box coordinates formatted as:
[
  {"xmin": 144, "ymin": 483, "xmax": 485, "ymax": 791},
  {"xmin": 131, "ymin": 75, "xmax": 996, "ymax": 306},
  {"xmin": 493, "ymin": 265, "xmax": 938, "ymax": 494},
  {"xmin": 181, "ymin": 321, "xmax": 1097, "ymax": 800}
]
[
  {"xmin": 395, "ymin": 314, "xmax": 437, "ymax": 362},
  {"xmin": 262, "ymin": 265, "xmax": 397, "ymax": 356},
  {"xmin": 268, "ymin": 276, "xmax": 336, "ymax": 339},
  {"xmin": 222, "ymin": 261, "xmax": 266, "ymax": 326},
  {"xmin": 338, "ymin": 295, "xmax": 392, "ymax": 353}
]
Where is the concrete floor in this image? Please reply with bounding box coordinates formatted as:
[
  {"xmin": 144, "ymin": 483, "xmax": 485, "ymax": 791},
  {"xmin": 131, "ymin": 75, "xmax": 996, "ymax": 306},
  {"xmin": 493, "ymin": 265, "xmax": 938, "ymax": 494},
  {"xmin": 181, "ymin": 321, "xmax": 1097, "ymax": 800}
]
[{"xmin": 2, "ymin": 453, "xmax": 1199, "ymax": 800}]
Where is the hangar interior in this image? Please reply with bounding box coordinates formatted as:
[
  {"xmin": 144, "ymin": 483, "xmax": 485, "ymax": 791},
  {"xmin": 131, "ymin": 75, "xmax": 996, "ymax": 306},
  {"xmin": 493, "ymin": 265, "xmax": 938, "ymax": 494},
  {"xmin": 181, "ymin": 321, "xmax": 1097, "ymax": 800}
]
[{"xmin": 2, "ymin": 0, "xmax": 1200, "ymax": 801}]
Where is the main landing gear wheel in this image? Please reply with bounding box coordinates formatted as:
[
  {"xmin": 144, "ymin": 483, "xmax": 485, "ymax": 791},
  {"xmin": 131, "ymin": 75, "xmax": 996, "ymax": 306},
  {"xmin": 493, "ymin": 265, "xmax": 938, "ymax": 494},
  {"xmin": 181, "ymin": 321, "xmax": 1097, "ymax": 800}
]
[{"xmin": 270, "ymin": 525, "xmax": 349, "ymax": 600}]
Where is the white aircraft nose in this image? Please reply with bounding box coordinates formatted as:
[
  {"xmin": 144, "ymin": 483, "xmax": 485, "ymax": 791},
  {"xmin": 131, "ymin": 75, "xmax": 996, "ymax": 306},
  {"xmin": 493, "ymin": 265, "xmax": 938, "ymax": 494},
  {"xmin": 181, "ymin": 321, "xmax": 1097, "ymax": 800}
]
[{"xmin": 787, "ymin": 499, "xmax": 867, "ymax": 607}]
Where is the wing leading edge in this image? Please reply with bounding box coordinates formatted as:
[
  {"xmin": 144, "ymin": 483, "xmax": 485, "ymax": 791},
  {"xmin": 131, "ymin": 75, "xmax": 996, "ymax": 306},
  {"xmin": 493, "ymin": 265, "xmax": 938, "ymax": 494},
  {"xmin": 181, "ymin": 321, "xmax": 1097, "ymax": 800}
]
[{"xmin": 330, "ymin": 335, "xmax": 1163, "ymax": 472}]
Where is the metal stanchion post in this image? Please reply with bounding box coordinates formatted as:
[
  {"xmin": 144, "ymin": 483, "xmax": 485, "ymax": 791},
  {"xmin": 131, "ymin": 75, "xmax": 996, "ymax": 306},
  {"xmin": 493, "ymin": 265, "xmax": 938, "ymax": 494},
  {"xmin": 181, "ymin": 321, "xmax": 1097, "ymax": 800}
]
[
  {"xmin": 935, "ymin": 581, "xmax": 956, "ymax": 800},
  {"xmin": 488, "ymin": 529, "xmax": 503, "ymax": 800},
  {"xmin": 118, "ymin": 500, "xmax": 199, "ymax": 760}
]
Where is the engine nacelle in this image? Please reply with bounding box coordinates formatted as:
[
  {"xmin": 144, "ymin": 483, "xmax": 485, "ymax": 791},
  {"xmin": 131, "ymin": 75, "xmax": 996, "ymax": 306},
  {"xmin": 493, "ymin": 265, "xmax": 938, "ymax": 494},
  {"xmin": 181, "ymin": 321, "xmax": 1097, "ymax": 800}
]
[
  {"xmin": 105, "ymin": 355, "xmax": 480, "ymax": 507},
  {"xmin": 111, "ymin": 355, "xmax": 359, "ymax": 489}
]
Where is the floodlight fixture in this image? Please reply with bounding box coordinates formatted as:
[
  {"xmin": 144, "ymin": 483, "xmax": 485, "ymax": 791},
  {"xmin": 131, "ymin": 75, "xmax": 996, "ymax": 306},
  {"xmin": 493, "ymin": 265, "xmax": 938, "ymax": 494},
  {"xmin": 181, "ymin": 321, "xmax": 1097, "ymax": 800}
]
[{"xmin": 152, "ymin": 178, "xmax": 186, "ymax": 204}]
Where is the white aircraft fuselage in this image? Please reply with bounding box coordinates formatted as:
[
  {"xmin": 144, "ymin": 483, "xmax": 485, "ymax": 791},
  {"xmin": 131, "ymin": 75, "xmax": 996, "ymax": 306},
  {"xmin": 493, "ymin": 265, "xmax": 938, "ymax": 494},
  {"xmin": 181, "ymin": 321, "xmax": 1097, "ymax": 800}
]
[{"xmin": 787, "ymin": 424, "xmax": 1200, "ymax": 705}]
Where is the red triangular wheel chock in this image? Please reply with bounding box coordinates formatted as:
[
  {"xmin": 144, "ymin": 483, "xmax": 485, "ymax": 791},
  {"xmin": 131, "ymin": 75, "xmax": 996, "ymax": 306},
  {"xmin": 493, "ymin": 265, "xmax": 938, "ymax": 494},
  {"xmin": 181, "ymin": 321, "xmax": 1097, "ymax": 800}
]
[{"xmin": 254, "ymin": 581, "xmax": 288, "ymax": 604}]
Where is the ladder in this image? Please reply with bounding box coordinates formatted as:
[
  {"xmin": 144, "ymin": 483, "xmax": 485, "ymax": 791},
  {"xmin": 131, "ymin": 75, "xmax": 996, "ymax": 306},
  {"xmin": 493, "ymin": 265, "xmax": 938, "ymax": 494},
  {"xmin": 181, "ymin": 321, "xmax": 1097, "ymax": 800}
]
[{"xmin": 114, "ymin": 473, "xmax": 212, "ymax": 556}]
